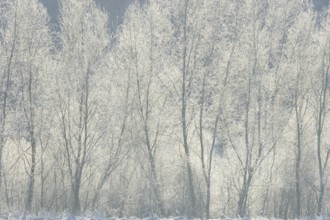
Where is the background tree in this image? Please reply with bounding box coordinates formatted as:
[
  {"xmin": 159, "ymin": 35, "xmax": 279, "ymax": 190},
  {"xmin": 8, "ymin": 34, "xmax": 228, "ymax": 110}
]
[
  {"xmin": 309, "ymin": 17, "xmax": 330, "ymax": 216},
  {"xmin": 55, "ymin": 0, "xmax": 110, "ymax": 214},
  {"xmin": 12, "ymin": 0, "xmax": 52, "ymax": 212},
  {"xmin": 121, "ymin": 3, "xmax": 168, "ymax": 215},
  {"xmin": 0, "ymin": 0, "xmax": 330, "ymax": 217},
  {"xmin": 0, "ymin": 0, "xmax": 18, "ymax": 194}
]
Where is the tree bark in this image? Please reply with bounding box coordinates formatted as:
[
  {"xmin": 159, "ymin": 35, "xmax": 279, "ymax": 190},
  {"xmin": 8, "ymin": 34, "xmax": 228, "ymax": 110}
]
[
  {"xmin": 25, "ymin": 61, "xmax": 37, "ymax": 212},
  {"xmin": 294, "ymin": 86, "xmax": 302, "ymax": 219},
  {"xmin": 316, "ymin": 53, "xmax": 329, "ymax": 216},
  {"xmin": 0, "ymin": 0, "xmax": 18, "ymax": 191},
  {"xmin": 180, "ymin": 0, "xmax": 196, "ymax": 217}
]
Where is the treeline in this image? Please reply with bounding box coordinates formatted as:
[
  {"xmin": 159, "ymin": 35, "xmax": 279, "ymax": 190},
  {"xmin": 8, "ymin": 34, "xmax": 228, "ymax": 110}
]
[{"xmin": 0, "ymin": 0, "xmax": 330, "ymax": 218}]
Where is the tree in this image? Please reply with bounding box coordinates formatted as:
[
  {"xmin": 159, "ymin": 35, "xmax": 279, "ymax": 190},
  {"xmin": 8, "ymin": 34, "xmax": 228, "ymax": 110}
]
[
  {"xmin": 56, "ymin": 0, "xmax": 110, "ymax": 214},
  {"xmin": 120, "ymin": 3, "xmax": 167, "ymax": 215},
  {"xmin": 191, "ymin": 1, "xmax": 232, "ymax": 218},
  {"xmin": 161, "ymin": 0, "xmax": 208, "ymax": 215},
  {"xmin": 288, "ymin": 9, "xmax": 314, "ymax": 217},
  {"xmin": 310, "ymin": 22, "xmax": 330, "ymax": 216},
  {"xmin": 0, "ymin": 0, "xmax": 18, "ymax": 193},
  {"xmin": 13, "ymin": 0, "xmax": 52, "ymax": 212},
  {"xmin": 0, "ymin": 0, "xmax": 53, "ymax": 212},
  {"xmin": 220, "ymin": 0, "xmax": 307, "ymax": 216}
]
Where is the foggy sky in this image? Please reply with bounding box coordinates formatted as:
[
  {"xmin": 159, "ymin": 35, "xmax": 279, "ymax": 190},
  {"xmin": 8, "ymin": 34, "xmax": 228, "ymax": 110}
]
[
  {"xmin": 40, "ymin": 0, "xmax": 328, "ymax": 30},
  {"xmin": 40, "ymin": 0, "xmax": 145, "ymax": 31}
]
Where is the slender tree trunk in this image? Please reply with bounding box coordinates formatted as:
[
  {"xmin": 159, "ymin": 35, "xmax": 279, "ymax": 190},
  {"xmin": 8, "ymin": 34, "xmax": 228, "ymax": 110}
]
[
  {"xmin": 205, "ymin": 180, "xmax": 211, "ymax": 219},
  {"xmin": 40, "ymin": 152, "xmax": 45, "ymax": 210},
  {"xmin": 149, "ymin": 155, "xmax": 165, "ymax": 216},
  {"xmin": 0, "ymin": 143, "xmax": 3, "ymax": 190},
  {"xmin": 181, "ymin": 0, "xmax": 196, "ymax": 216},
  {"xmin": 25, "ymin": 66, "xmax": 37, "ymax": 213},
  {"xmin": 73, "ymin": 174, "xmax": 81, "ymax": 215},
  {"xmin": 284, "ymin": 191, "xmax": 290, "ymax": 220},
  {"xmin": 237, "ymin": 74, "xmax": 252, "ymax": 218},
  {"xmin": 237, "ymin": 172, "xmax": 252, "ymax": 217},
  {"xmin": 294, "ymin": 92, "xmax": 301, "ymax": 219},
  {"xmin": 198, "ymin": 73, "xmax": 219, "ymax": 219},
  {"xmin": 26, "ymin": 137, "xmax": 37, "ymax": 212},
  {"xmin": 316, "ymin": 106, "xmax": 325, "ymax": 216},
  {"xmin": 316, "ymin": 59, "xmax": 329, "ymax": 216},
  {"xmin": 0, "ymin": 0, "xmax": 18, "ymax": 191}
]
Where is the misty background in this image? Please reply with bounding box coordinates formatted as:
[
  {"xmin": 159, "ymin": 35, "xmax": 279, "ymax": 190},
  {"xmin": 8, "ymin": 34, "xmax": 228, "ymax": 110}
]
[
  {"xmin": 39, "ymin": 0, "xmax": 146, "ymax": 30},
  {"xmin": 39, "ymin": 0, "xmax": 330, "ymax": 29},
  {"xmin": 1, "ymin": 0, "xmax": 330, "ymax": 218}
]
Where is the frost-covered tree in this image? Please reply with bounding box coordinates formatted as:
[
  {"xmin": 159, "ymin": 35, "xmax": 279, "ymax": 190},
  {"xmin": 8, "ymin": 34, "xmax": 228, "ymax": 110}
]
[
  {"xmin": 13, "ymin": 0, "xmax": 52, "ymax": 212},
  {"xmin": 56, "ymin": 0, "xmax": 110, "ymax": 214},
  {"xmin": 0, "ymin": 0, "xmax": 18, "ymax": 194},
  {"xmin": 0, "ymin": 0, "xmax": 53, "ymax": 212},
  {"xmin": 309, "ymin": 15, "xmax": 330, "ymax": 216},
  {"xmin": 115, "ymin": 2, "xmax": 169, "ymax": 215},
  {"xmin": 1, "ymin": 0, "xmax": 330, "ymax": 217}
]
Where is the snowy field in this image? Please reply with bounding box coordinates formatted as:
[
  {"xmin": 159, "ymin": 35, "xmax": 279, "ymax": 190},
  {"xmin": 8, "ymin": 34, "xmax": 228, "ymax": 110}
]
[
  {"xmin": 0, "ymin": 215, "xmax": 280, "ymax": 220},
  {"xmin": 0, "ymin": 215, "xmax": 328, "ymax": 220}
]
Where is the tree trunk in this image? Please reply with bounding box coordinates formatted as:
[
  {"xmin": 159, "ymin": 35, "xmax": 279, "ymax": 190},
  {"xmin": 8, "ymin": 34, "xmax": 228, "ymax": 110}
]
[
  {"xmin": 237, "ymin": 172, "xmax": 252, "ymax": 217},
  {"xmin": 181, "ymin": 0, "xmax": 197, "ymax": 216},
  {"xmin": 186, "ymin": 158, "xmax": 196, "ymax": 217},
  {"xmin": 26, "ymin": 137, "xmax": 36, "ymax": 212},
  {"xmin": 294, "ymin": 93, "xmax": 302, "ymax": 218},
  {"xmin": 25, "ymin": 64, "xmax": 37, "ymax": 213},
  {"xmin": 73, "ymin": 171, "xmax": 82, "ymax": 215},
  {"xmin": 149, "ymin": 156, "xmax": 165, "ymax": 216},
  {"xmin": 0, "ymin": 3, "xmax": 17, "ymax": 191},
  {"xmin": 0, "ymin": 144, "xmax": 3, "ymax": 190},
  {"xmin": 316, "ymin": 60, "xmax": 329, "ymax": 216},
  {"xmin": 205, "ymin": 180, "xmax": 211, "ymax": 219}
]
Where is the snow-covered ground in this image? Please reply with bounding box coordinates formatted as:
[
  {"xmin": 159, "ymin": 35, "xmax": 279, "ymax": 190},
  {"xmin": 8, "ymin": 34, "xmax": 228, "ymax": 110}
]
[
  {"xmin": 0, "ymin": 215, "xmax": 327, "ymax": 220},
  {"xmin": 1, "ymin": 212, "xmax": 329, "ymax": 220}
]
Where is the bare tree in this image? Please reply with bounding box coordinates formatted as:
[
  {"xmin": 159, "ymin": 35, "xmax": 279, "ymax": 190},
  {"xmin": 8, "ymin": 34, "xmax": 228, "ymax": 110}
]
[
  {"xmin": 56, "ymin": 0, "xmax": 110, "ymax": 214},
  {"xmin": 221, "ymin": 0, "xmax": 301, "ymax": 216},
  {"xmin": 4, "ymin": 0, "xmax": 53, "ymax": 212},
  {"xmin": 178, "ymin": 0, "xmax": 200, "ymax": 215},
  {"xmin": 0, "ymin": 0, "xmax": 18, "ymax": 192},
  {"xmin": 312, "ymin": 37, "xmax": 330, "ymax": 216},
  {"xmin": 194, "ymin": 2, "xmax": 229, "ymax": 217}
]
